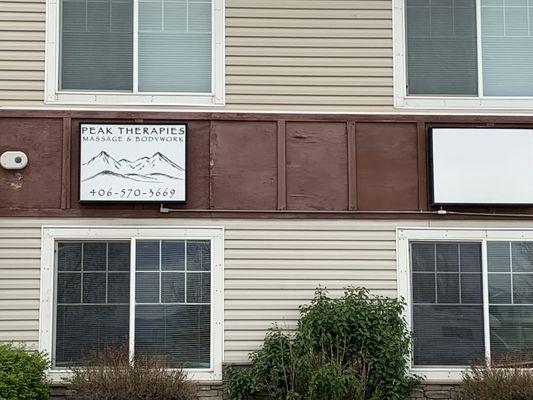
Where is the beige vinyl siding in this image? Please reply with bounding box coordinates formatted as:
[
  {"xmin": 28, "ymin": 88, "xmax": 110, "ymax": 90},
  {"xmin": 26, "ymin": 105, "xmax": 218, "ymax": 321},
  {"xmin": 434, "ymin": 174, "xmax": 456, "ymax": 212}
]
[
  {"xmin": 223, "ymin": 0, "xmax": 393, "ymax": 111},
  {"xmin": 0, "ymin": 0, "xmax": 44, "ymax": 107},
  {"xmin": 0, "ymin": 217, "xmax": 414, "ymax": 362},
  {"xmin": 0, "ymin": 0, "xmax": 394, "ymax": 111}
]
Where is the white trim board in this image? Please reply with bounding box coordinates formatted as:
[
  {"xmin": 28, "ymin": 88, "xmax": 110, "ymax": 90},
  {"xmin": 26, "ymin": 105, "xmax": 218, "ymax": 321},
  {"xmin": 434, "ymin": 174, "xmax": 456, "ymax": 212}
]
[{"xmin": 39, "ymin": 226, "xmax": 224, "ymax": 383}]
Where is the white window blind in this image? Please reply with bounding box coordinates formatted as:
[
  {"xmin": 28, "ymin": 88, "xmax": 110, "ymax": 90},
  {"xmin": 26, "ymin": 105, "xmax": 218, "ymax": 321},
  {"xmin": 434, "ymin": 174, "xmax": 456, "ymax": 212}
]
[
  {"xmin": 60, "ymin": 0, "xmax": 133, "ymax": 91},
  {"xmin": 406, "ymin": 0, "xmax": 478, "ymax": 95},
  {"xmin": 409, "ymin": 237, "xmax": 533, "ymax": 371},
  {"xmin": 138, "ymin": 0, "xmax": 212, "ymax": 93},
  {"xmin": 404, "ymin": 0, "xmax": 533, "ymax": 97},
  {"xmin": 488, "ymin": 242, "xmax": 533, "ymax": 355},
  {"xmin": 59, "ymin": 0, "xmax": 212, "ymax": 93},
  {"xmin": 135, "ymin": 240, "xmax": 211, "ymax": 368},
  {"xmin": 54, "ymin": 238, "xmax": 212, "ymax": 369},
  {"xmin": 55, "ymin": 241, "xmax": 130, "ymax": 366},
  {"xmin": 411, "ymin": 242, "xmax": 484, "ymax": 366},
  {"xmin": 481, "ymin": 0, "xmax": 533, "ymax": 96}
]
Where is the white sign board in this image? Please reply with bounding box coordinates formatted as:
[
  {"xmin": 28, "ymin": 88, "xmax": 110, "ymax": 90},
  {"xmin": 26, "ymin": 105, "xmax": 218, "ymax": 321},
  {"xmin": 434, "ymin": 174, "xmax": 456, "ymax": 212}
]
[
  {"xmin": 79, "ymin": 124, "xmax": 186, "ymax": 202},
  {"xmin": 431, "ymin": 128, "xmax": 533, "ymax": 204}
]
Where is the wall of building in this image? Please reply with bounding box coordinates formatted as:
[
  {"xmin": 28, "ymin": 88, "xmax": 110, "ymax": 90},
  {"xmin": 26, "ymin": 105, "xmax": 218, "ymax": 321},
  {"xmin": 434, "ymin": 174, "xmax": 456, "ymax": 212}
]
[
  {"xmin": 0, "ymin": 0, "xmax": 393, "ymax": 111},
  {"xmin": 0, "ymin": 216, "xmax": 414, "ymax": 362},
  {"xmin": 5, "ymin": 217, "xmax": 533, "ymax": 363}
]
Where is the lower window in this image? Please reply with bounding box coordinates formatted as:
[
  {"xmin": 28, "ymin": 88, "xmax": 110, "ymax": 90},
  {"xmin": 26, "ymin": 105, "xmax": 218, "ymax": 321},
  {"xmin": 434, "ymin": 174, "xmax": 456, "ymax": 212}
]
[
  {"xmin": 399, "ymin": 229, "xmax": 533, "ymax": 380},
  {"xmin": 40, "ymin": 227, "xmax": 223, "ymax": 381}
]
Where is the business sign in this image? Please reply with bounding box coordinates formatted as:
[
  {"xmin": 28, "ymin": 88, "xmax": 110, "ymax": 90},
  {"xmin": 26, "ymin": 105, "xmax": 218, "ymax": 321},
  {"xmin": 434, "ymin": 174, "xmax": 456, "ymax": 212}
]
[
  {"xmin": 431, "ymin": 128, "xmax": 533, "ymax": 205},
  {"xmin": 79, "ymin": 124, "xmax": 186, "ymax": 202}
]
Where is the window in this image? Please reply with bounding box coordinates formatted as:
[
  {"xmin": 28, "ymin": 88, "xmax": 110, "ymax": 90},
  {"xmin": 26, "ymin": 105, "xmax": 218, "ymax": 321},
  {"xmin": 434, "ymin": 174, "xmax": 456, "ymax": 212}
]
[
  {"xmin": 398, "ymin": 229, "xmax": 533, "ymax": 381},
  {"xmin": 45, "ymin": 0, "xmax": 224, "ymax": 106},
  {"xmin": 40, "ymin": 227, "xmax": 223, "ymax": 381},
  {"xmin": 393, "ymin": 0, "xmax": 533, "ymax": 108}
]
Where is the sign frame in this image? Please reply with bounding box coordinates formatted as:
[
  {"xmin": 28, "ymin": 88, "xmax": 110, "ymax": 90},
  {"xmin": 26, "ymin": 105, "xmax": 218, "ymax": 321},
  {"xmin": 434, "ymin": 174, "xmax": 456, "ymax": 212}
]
[
  {"xmin": 428, "ymin": 126, "xmax": 533, "ymax": 206},
  {"xmin": 78, "ymin": 122, "xmax": 187, "ymax": 204}
]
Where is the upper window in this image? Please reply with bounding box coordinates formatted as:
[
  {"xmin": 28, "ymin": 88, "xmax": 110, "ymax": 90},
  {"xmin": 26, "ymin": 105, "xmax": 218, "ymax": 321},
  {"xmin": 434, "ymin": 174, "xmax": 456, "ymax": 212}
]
[
  {"xmin": 40, "ymin": 227, "xmax": 223, "ymax": 381},
  {"xmin": 398, "ymin": 229, "xmax": 533, "ymax": 381},
  {"xmin": 45, "ymin": 0, "xmax": 224, "ymax": 106},
  {"xmin": 394, "ymin": 0, "xmax": 533, "ymax": 108}
]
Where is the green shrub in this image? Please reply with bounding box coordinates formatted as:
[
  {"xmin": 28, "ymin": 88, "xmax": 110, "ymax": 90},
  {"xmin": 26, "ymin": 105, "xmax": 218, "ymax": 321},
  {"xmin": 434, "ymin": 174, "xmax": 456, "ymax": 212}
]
[
  {"xmin": 225, "ymin": 287, "xmax": 420, "ymax": 400},
  {"xmin": 0, "ymin": 343, "xmax": 50, "ymax": 400},
  {"xmin": 66, "ymin": 345, "xmax": 197, "ymax": 400},
  {"xmin": 459, "ymin": 353, "xmax": 533, "ymax": 400}
]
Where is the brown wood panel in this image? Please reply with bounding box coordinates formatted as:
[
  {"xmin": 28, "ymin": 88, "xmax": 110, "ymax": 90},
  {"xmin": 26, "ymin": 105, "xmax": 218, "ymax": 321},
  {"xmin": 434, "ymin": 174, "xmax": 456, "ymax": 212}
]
[
  {"xmin": 0, "ymin": 117, "xmax": 63, "ymax": 209},
  {"xmin": 355, "ymin": 122, "xmax": 419, "ymax": 211},
  {"xmin": 211, "ymin": 121, "xmax": 278, "ymax": 210},
  {"xmin": 286, "ymin": 122, "xmax": 348, "ymax": 210},
  {"xmin": 4, "ymin": 111, "xmax": 533, "ymax": 218}
]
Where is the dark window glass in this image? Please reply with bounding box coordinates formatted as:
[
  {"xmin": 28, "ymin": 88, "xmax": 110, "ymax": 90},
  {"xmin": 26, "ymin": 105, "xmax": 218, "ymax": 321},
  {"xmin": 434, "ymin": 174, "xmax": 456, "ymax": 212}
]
[
  {"xmin": 58, "ymin": 243, "xmax": 82, "ymax": 271},
  {"xmin": 411, "ymin": 241, "xmax": 484, "ymax": 366},
  {"xmin": 135, "ymin": 239, "xmax": 212, "ymax": 368},
  {"xmin": 406, "ymin": 0, "xmax": 478, "ymax": 95},
  {"xmin": 55, "ymin": 240, "xmax": 130, "ymax": 367}
]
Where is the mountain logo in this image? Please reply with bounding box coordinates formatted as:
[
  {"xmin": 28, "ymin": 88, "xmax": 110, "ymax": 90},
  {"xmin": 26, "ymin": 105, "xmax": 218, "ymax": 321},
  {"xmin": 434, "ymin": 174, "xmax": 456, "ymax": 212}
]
[{"xmin": 81, "ymin": 151, "xmax": 184, "ymax": 183}]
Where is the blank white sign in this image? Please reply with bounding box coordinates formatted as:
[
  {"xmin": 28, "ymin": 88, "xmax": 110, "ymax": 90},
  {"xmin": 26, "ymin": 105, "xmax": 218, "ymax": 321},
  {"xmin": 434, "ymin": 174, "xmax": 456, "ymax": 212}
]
[{"xmin": 431, "ymin": 128, "xmax": 533, "ymax": 204}]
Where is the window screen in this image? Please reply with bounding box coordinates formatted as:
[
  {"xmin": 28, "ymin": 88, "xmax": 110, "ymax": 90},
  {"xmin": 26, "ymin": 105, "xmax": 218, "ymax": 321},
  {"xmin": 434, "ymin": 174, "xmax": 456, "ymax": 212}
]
[
  {"xmin": 411, "ymin": 242, "xmax": 484, "ymax": 366},
  {"xmin": 406, "ymin": 0, "xmax": 478, "ymax": 95},
  {"xmin": 55, "ymin": 241, "xmax": 130, "ymax": 367},
  {"xmin": 60, "ymin": 0, "xmax": 133, "ymax": 91},
  {"xmin": 481, "ymin": 0, "xmax": 533, "ymax": 96},
  {"xmin": 135, "ymin": 240, "xmax": 211, "ymax": 368},
  {"xmin": 488, "ymin": 242, "xmax": 533, "ymax": 355}
]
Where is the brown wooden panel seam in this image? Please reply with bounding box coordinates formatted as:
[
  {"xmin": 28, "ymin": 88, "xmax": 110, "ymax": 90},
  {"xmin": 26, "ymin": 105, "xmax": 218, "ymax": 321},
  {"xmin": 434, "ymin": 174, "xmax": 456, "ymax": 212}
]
[
  {"xmin": 347, "ymin": 120, "xmax": 357, "ymax": 210},
  {"xmin": 277, "ymin": 119, "xmax": 287, "ymax": 210},
  {"xmin": 61, "ymin": 117, "xmax": 71, "ymax": 210},
  {"xmin": 209, "ymin": 120, "xmax": 215, "ymax": 209},
  {"xmin": 417, "ymin": 121, "xmax": 428, "ymax": 211}
]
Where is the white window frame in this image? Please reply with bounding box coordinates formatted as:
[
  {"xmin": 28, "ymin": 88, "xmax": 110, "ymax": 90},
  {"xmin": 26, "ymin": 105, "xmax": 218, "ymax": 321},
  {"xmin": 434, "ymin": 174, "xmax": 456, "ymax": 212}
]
[
  {"xmin": 39, "ymin": 226, "xmax": 224, "ymax": 382},
  {"xmin": 44, "ymin": 0, "xmax": 225, "ymax": 106},
  {"xmin": 397, "ymin": 227, "xmax": 533, "ymax": 382},
  {"xmin": 393, "ymin": 0, "xmax": 533, "ymax": 110}
]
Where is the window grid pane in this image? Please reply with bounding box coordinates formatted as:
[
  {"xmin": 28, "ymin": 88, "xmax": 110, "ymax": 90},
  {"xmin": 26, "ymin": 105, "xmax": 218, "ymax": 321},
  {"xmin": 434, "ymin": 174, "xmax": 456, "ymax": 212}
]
[
  {"xmin": 410, "ymin": 241, "xmax": 484, "ymax": 367},
  {"xmin": 55, "ymin": 241, "xmax": 130, "ymax": 367},
  {"xmin": 406, "ymin": 0, "xmax": 478, "ymax": 95},
  {"xmin": 55, "ymin": 236, "xmax": 214, "ymax": 370},
  {"xmin": 488, "ymin": 241, "xmax": 533, "ymax": 356},
  {"xmin": 134, "ymin": 239, "xmax": 211, "ymax": 368}
]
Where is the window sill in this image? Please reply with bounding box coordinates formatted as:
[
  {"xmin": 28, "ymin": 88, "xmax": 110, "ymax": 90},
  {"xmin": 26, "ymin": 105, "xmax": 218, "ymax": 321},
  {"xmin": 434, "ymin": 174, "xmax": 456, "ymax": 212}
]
[
  {"xmin": 410, "ymin": 368, "xmax": 464, "ymax": 383},
  {"xmin": 45, "ymin": 92, "xmax": 225, "ymax": 107},
  {"xmin": 395, "ymin": 96, "xmax": 533, "ymax": 110},
  {"xmin": 46, "ymin": 368, "xmax": 223, "ymax": 384}
]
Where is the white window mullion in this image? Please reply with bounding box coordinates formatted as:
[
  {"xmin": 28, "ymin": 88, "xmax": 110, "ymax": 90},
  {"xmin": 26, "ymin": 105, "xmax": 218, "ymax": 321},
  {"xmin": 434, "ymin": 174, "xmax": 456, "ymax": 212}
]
[
  {"xmin": 476, "ymin": 0, "xmax": 484, "ymax": 98},
  {"xmin": 133, "ymin": 0, "xmax": 139, "ymax": 93},
  {"xmin": 129, "ymin": 238, "xmax": 136, "ymax": 363},
  {"xmin": 481, "ymin": 239, "xmax": 491, "ymax": 366}
]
